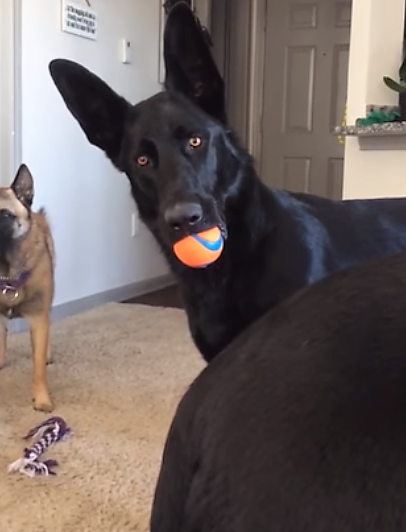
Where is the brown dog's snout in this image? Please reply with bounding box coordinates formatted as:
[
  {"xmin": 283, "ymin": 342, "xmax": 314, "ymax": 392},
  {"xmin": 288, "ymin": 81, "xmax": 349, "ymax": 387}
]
[
  {"xmin": 0, "ymin": 209, "xmax": 16, "ymax": 241},
  {"xmin": 164, "ymin": 202, "xmax": 203, "ymax": 230},
  {"xmin": 0, "ymin": 209, "xmax": 16, "ymax": 229},
  {"xmin": 0, "ymin": 209, "xmax": 14, "ymax": 220}
]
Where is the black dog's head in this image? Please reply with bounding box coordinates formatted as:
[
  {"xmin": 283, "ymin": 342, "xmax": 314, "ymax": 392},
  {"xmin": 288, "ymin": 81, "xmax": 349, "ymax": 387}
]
[
  {"xmin": 48, "ymin": 3, "xmax": 244, "ymax": 255},
  {"xmin": 0, "ymin": 164, "xmax": 34, "ymax": 259}
]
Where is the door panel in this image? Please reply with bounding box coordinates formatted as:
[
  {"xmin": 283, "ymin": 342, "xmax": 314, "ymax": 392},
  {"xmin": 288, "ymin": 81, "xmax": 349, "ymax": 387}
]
[
  {"xmin": 330, "ymin": 44, "xmax": 350, "ymax": 130},
  {"xmin": 260, "ymin": 0, "xmax": 352, "ymax": 199},
  {"xmin": 283, "ymin": 157, "xmax": 311, "ymax": 193},
  {"xmin": 327, "ymin": 158, "xmax": 344, "ymax": 199},
  {"xmin": 283, "ymin": 45, "xmax": 316, "ymax": 133}
]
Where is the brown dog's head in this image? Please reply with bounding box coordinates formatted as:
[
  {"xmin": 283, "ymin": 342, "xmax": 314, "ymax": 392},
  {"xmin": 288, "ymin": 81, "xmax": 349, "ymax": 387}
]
[{"xmin": 0, "ymin": 164, "xmax": 34, "ymax": 252}]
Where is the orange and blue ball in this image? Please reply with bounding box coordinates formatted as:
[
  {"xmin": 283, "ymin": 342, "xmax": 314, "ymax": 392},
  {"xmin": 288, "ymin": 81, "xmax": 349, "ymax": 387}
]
[{"xmin": 173, "ymin": 226, "xmax": 224, "ymax": 268}]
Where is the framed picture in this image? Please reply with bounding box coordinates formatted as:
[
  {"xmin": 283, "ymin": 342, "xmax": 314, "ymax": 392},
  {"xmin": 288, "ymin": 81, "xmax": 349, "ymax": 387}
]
[{"xmin": 158, "ymin": 0, "xmax": 195, "ymax": 84}]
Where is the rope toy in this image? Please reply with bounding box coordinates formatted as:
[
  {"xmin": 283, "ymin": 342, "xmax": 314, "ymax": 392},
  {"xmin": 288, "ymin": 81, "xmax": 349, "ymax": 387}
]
[{"xmin": 8, "ymin": 416, "xmax": 72, "ymax": 478}]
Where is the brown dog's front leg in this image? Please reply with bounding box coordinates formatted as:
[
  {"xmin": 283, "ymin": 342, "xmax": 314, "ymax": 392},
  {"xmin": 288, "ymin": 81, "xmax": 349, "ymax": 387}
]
[
  {"xmin": 0, "ymin": 317, "xmax": 6, "ymax": 370},
  {"xmin": 27, "ymin": 314, "xmax": 53, "ymax": 412},
  {"xmin": 47, "ymin": 342, "xmax": 53, "ymax": 365}
]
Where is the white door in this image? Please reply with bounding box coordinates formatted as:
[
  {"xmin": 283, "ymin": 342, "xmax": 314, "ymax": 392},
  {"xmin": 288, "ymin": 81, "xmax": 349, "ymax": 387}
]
[{"xmin": 260, "ymin": 0, "xmax": 352, "ymax": 199}]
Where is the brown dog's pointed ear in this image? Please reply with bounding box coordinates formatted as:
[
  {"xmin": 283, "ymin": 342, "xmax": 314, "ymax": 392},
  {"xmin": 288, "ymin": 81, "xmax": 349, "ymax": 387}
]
[
  {"xmin": 48, "ymin": 59, "xmax": 130, "ymax": 167},
  {"xmin": 163, "ymin": 2, "xmax": 226, "ymax": 123},
  {"xmin": 11, "ymin": 164, "xmax": 34, "ymax": 208}
]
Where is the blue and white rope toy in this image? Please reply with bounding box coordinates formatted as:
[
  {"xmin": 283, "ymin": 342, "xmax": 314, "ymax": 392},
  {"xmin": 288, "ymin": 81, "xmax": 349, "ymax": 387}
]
[{"xmin": 8, "ymin": 416, "xmax": 72, "ymax": 478}]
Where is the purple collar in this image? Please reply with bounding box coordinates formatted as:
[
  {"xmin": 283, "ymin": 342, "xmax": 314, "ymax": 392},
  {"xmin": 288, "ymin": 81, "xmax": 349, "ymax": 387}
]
[{"xmin": 0, "ymin": 271, "xmax": 31, "ymax": 292}]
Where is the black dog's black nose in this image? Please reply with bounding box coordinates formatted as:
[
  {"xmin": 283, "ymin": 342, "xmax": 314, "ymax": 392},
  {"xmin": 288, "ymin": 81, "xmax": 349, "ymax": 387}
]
[{"xmin": 164, "ymin": 202, "xmax": 203, "ymax": 230}]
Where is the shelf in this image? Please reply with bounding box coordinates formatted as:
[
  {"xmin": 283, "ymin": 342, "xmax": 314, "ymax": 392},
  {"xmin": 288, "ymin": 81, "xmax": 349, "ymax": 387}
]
[
  {"xmin": 333, "ymin": 122, "xmax": 406, "ymax": 137},
  {"xmin": 333, "ymin": 104, "xmax": 406, "ymax": 138}
]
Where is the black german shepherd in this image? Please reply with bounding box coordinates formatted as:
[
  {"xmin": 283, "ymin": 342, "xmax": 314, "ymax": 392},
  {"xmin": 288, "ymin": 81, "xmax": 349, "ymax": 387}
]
[
  {"xmin": 150, "ymin": 251, "xmax": 406, "ymax": 532},
  {"xmin": 49, "ymin": 3, "xmax": 406, "ymax": 363}
]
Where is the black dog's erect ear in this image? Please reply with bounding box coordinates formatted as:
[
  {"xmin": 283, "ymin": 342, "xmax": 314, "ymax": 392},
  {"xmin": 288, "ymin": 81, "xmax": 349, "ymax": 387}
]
[
  {"xmin": 163, "ymin": 2, "xmax": 226, "ymax": 123},
  {"xmin": 11, "ymin": 164, "xmax": 34, "ymax": 208},
  {"xmin": 48, "ymin": 59, "xmax": 130, "ymax": 167}
]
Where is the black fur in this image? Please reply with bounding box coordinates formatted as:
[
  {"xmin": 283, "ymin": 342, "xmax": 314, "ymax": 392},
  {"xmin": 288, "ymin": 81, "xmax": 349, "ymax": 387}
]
[
  {"xmin": 162, "ymin": 2, "xmax": 223, "ymax": 121},
  {"xmin": 151, "ymin": 251, "xmax": 406, "ymax": 531},
  {"xmin": 48, "ymin": 3, "xmax": 406, "ymax": 363}
]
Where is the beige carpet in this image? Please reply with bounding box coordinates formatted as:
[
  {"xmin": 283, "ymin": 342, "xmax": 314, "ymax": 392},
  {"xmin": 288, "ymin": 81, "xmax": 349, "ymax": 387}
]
[{"xmin": 0, "ymin": 303, "xmax": 204, "ymax": 532}]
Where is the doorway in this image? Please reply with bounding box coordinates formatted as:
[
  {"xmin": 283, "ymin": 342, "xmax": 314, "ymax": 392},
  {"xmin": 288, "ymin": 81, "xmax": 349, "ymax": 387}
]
[
  {"xmin": 0, "ymin": 0, "xmax": 21, "ymax": 186},
  {"xmin": 211, "ymin": 0, "xmax": 352, "ymax": 200}
]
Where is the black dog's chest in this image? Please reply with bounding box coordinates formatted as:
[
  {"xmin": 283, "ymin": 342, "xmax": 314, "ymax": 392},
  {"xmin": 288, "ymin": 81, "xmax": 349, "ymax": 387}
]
[
  {"xmin": 186, "ymin": 299, "xmax": 237, "ymax": 362},
  {"xmin": 183, "ymin": 274, "xmax": 273, "ymax": 362}
]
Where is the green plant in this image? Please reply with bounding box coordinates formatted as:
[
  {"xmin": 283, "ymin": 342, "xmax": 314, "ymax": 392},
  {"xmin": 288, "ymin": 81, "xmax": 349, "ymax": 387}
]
[
  {"xmin": 383, "ymin": 43, "xmax": 406, "ymax": 93},
  {"xmin": 356, "ymin": 109, "xmax": 400, "ymax": 126}
]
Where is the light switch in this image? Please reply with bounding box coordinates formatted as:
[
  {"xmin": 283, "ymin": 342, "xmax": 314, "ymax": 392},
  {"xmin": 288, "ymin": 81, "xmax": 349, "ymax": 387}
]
[{"xmin": 120, "ymin": 38, "xmax": 132, "ymax": 64}]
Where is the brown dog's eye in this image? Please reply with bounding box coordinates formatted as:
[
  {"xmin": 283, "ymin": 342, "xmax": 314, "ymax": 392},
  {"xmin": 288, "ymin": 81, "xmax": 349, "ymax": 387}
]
[
  {"xmin": 189, "ymin": 136, "xmax": 202, "ymax": 149},
  {"xmin": 136, "ymin": 155, "xmax": 149, "ymax": 167}
]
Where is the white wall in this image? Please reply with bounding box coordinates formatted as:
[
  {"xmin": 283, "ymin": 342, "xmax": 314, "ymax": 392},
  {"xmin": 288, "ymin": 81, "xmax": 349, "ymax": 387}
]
[
  {"xmin": 343, "ymin": 0, "xmax": 406, "ymax": 199},
  {"xmin": 20, "ymin": 0, "xmax": 169, "ymax": 306}
]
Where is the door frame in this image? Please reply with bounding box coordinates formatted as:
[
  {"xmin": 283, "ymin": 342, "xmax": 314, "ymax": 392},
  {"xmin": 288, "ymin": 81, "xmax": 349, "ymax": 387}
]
[
  {"xmin": 210, "ymin": 0, "xmax": 268, "ymax": 162},
  {"xmin": 194, "ymin": 0, "xmax": 212, "ymax": 30},
  {"xmin": 246, "ymin": 0, "xmax": 267, "ymax": 164},
  {"xmin": 0, "ymin": 0, "xmax": 22, "ymax": 185},
  {"xmin": 158, "ymin": 0, "xmax": 211, "ymax": 84},
  {"xmin": 224, "ymin": 0, "xmax": 354, "ymax": 178}
]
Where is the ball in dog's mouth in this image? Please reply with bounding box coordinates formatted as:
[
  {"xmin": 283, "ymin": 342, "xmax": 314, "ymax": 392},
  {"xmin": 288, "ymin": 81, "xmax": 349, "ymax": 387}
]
[{"xmin": 173, "ymin": 226, "xmax": 224, "ymax": 268}]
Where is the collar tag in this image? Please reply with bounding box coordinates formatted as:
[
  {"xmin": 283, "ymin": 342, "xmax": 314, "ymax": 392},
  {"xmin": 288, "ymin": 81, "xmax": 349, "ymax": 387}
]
[{"xmin": 2, "ymin": 285, "xmax": 19, "ymax": 302}]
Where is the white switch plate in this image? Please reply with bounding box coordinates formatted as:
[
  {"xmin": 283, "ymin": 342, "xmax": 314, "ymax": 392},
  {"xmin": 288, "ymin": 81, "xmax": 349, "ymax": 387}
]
[
  {"xmin": 61, "ymin": 0, "xmax": 98, "ymax": 41},
  {"xmin": 120, "ymin": 38, "xmax": 133, "ymax": 64}
]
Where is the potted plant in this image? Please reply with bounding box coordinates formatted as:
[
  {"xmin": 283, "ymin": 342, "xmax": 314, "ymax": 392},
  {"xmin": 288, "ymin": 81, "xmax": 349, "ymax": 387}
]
[{"xmin": 383, "ymin": 43, "xmax": 406, "ymax": 121}]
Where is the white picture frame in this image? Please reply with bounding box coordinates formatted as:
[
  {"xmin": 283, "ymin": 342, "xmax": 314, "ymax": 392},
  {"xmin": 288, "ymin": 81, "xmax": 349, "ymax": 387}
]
[{"xmin": 60, "ymin": 0, "xmax": 98, "ymax": 41}]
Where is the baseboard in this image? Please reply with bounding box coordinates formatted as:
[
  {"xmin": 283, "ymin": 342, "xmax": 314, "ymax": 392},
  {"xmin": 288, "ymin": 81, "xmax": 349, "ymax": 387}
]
[{"xmin": 8, "ymin": 273, "xmax": 175, "ymax": 335}]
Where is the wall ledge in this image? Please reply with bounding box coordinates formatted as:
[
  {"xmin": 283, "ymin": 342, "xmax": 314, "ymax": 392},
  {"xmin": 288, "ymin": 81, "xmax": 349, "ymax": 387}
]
[
  {"xmin": 7, "ymin": 273, "xmax": 176, "ymax": 334},
  {"xmin": 334, "ymin": 121, "xmax": 406, "ymax": 137},
  {"xmin": 334, "ymin": 104, "xmax": 406, "ymax": 137}
]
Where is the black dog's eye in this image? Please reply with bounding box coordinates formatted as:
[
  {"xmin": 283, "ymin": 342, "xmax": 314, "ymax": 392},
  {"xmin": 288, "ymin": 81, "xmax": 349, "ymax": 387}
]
[
  {"xmin": 188, "ymin": 136, "xmax": 202, "ymax": 149},
  {"xmin": 136, "ymin": 155, "xmax": 149, "ymax": 167}
]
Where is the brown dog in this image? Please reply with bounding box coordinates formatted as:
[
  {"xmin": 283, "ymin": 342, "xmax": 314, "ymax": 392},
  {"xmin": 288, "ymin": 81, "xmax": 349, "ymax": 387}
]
[{"xmin": 0, "ymin": 164, "xmax": 55, "ymax": 412}]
